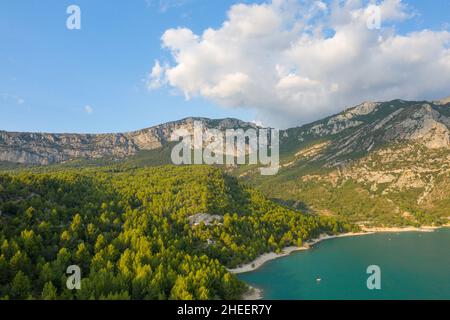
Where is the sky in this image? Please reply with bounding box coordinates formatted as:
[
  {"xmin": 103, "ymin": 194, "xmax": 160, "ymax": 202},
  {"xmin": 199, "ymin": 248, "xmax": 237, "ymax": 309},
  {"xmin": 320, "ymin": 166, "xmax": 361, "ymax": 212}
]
[{"xmin": 1, "ymin": 0, "xmax": 449, "ymax": 133}]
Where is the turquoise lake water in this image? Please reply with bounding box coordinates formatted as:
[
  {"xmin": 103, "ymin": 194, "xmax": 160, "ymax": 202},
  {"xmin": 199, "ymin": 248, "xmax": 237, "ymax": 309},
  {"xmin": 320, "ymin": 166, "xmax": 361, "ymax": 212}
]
[{"xmin": 238, "ymin": 228, "xmax": 450, "ymax": 300}]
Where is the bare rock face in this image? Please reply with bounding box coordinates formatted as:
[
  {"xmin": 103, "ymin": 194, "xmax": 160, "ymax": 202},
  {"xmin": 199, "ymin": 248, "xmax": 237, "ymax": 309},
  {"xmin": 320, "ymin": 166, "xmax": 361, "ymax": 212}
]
[
  {"xmin": 0, "ymin": 131, "xmax": 142, "ymax": 165},
  {"xmin": 318, "ymin": 101, "xmax": 448, "ymax": 165},
  {"xmin": 188, "ymin": 213, "xmax": 224, "ymax": 226},
  {"xmin": 275, "ymin": 98, "xmax": 450, "ymax": 178},
  {"xmin": 0, "ymin": 117, "xmax": 257, "ymax": 165},
  {"xmin": 433, "ymin": 96, "xmax": 450, "ymax": 105},
  {"xmin": 379, "ymin": 104, "xmax": 450, "ymax": 149}
]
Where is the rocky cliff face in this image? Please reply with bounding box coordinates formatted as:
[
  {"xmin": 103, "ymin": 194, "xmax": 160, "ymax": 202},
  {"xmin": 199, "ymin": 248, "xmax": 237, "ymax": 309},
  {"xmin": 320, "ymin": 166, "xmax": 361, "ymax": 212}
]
[
  {"xmin": 0, "ymin": 117, "xmax": 255, "ymax": 165},
  {"xmin": 263, "ymin": 98, "xmax": 450, "ymax": 226},
  {"xmin": 1, "ymin": 99, "xmax": 449, "ymax": 167},
  {"xmin": 280, "ymin": 99, "xmax": 450, "ymax": 167}
]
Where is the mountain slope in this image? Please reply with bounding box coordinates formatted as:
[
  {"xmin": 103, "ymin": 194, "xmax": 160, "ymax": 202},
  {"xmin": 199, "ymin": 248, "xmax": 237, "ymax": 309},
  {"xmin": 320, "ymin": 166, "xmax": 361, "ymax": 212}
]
[
  {"xmin": 278, "ymin": 100, "xmax": 450, "ymax": 166},
  {"xmin": 245, "ymin": 99, "xmax": 450, "ymax": 227},
  {"xmin": 0, "ymin": 118, "xmax": 256, "ymax": 166}
]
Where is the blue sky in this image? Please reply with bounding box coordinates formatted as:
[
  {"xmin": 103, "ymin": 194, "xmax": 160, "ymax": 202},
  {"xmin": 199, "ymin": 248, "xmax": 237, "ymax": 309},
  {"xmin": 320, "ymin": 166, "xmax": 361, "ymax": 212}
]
[{"xmin": 1, "ymin": 0, "xmax": 449, "ymax": 133}]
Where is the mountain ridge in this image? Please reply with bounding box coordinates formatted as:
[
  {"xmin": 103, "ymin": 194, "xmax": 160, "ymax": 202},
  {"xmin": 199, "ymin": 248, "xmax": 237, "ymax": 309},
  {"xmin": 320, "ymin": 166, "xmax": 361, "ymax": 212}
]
[
  {"xmin": 240, "ymin": 99, "xmax": 450, "ymax": 227},
  {"xmin": 0, "ymin": 117, "xmax": 257, "ymax": 165},
  {"xmin": 1, "ymin": 98, "xmax": 449, "ymax": 167}
]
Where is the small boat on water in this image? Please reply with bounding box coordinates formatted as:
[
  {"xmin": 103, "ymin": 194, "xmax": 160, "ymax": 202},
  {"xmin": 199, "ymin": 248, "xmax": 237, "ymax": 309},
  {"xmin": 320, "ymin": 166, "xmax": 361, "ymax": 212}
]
[{"xmin": 316, "ymin": 277, "xmax": 322, "ymax": 283}]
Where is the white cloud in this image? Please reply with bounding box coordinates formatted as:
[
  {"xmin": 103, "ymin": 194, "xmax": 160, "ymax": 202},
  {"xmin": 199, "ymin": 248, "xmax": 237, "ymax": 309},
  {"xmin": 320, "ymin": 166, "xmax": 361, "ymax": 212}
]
[
  {"xmin": 149, "ymin": 0, "xmax": 450, "ymax": 128},
  {"xmin": 148, "ymin": 60, "xmax": 167, "ymax": 89},
  {"xmin": 0, "ymin": 93, "xmax": 25, "ymax": 106},
  {"xmin": 146, "ymin": 0, "xmax": 188, "ymax": 12},
  {"xmin": 84, "ymin": 105, "xmax": 94, "ymax": 114}
]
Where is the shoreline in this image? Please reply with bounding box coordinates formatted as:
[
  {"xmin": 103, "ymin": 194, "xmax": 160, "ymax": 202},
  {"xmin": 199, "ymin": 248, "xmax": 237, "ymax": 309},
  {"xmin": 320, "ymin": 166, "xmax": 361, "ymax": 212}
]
[
  {"xmin": 235, "ymin": 225, "xmax": 449, "ymax": 300},
  {"xmin": 229, "ymin": 231, "xmax": 370, "ymax": 275},
  {"xmin": 361, "ymin": 226, "xmax": 444, "ymax": 233}
]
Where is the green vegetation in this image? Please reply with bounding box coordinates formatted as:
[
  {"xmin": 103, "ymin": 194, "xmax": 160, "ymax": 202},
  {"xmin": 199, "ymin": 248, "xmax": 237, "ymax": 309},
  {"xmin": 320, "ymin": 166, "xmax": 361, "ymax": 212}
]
[
  {"xmin": 0, "ymin": 161, "xmax": 25, "ymax": 171},
  {"xmin": 0, "ymin": 165, "xmax": 352, "ymax": 300},
  {"xmin": 2, "ymin": 100, "xmax": 447, "ymax": 300},
  {"xmin": 255, "ymin": 178, "xmax": 413, "ymax": 226},
  {"xmin": 246, "ymin": 142, "xmax": 450, "ymax": 227}
]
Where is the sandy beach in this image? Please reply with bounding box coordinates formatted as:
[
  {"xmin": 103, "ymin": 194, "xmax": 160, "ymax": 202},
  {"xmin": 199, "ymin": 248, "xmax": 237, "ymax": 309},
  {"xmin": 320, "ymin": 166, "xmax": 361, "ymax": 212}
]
[{"xmin": 361, "ymin": 226, "xmax": 443, "ymax": 233}]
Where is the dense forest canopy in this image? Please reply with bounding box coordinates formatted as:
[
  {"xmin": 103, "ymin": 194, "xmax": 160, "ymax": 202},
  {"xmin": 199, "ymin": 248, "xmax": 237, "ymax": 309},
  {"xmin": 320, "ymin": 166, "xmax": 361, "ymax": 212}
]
[{"xmin": 0, "ymin": 165, "xmax": 353, "ymax": 300}]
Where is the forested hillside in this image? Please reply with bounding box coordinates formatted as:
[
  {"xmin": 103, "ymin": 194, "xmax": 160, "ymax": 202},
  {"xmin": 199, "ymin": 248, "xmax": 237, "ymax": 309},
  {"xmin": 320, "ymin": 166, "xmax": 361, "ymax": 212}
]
[
  {"xmin": 0, "ymin": 165, "xmax": 351, "ymax": 299},
  {"xmin": 237, "ymin": 100, "xmax": 450, "ymax": 227},
  {"xmin": 250, "ymin": 143, "xmax": 450, "ymax": 227}
]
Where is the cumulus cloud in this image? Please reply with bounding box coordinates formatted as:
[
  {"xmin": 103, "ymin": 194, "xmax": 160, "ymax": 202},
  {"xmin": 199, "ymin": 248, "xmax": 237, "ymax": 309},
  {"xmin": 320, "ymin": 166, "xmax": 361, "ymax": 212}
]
[
  {"xmin": 149, "ymin": 0, "xmax": 450, "ymax": 128},
  {"xmin": 84, "ymin": 105, "xmax": 94, "ymax": 114}
]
